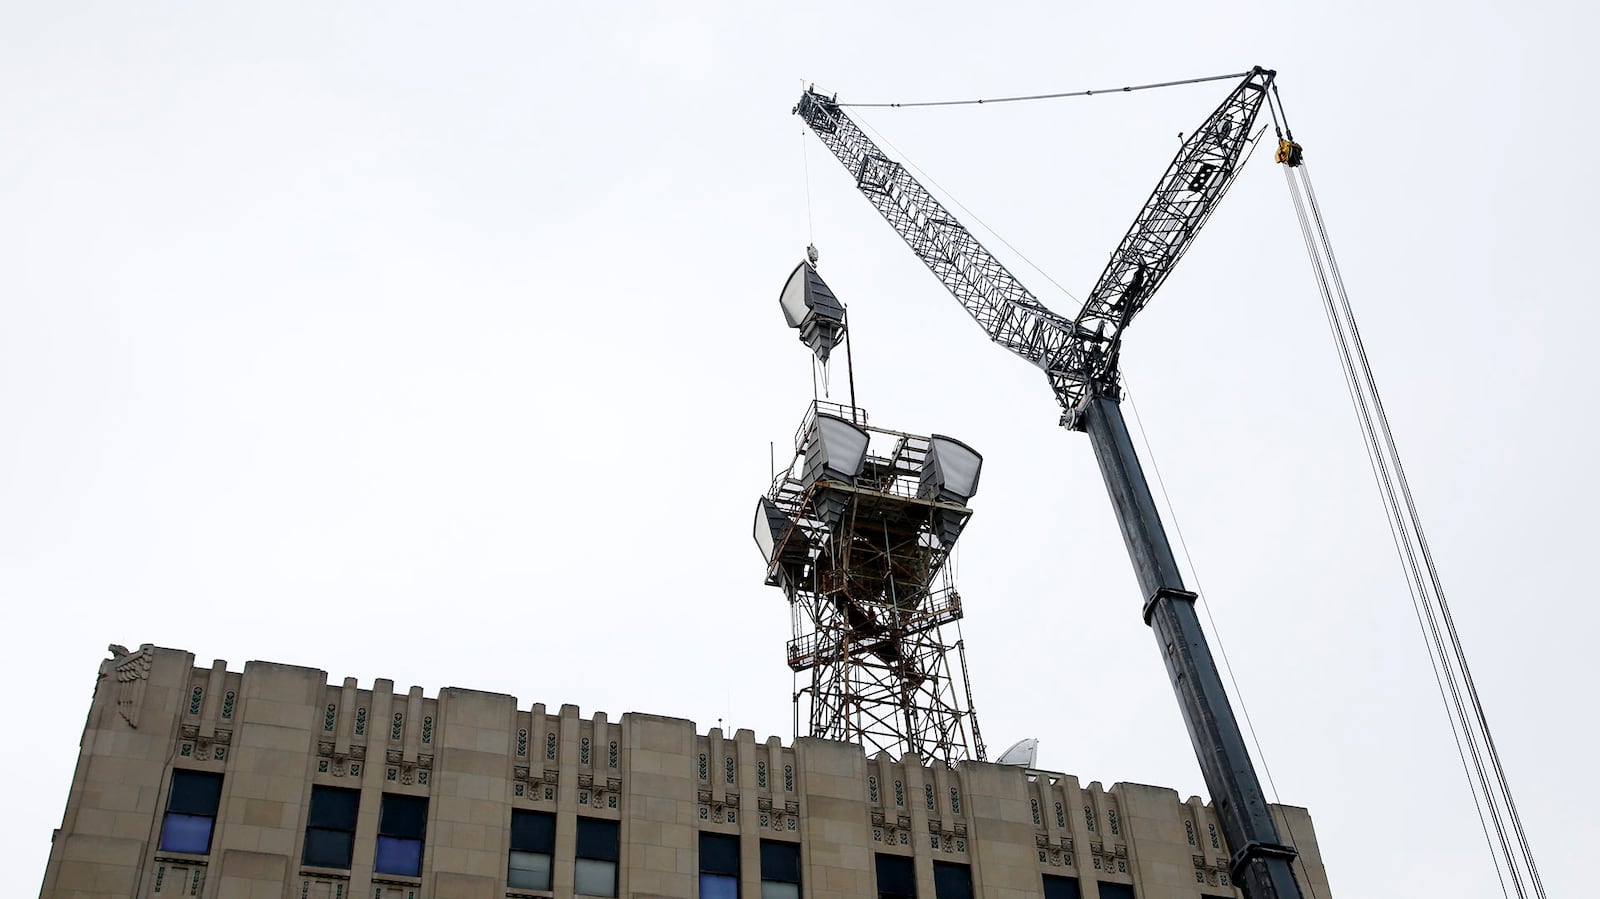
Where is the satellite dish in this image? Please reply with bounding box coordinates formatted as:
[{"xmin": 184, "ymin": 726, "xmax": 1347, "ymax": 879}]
[{"xmin": 996, "ymin": 737, "xmax": 1039, "ymax": 768}]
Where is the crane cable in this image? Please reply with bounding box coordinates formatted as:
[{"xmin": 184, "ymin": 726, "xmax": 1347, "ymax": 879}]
[
  {"xmin": 838, "ymin": 70, "xmax": 1252, "ymax": 109},
  {"xmin": 1273, "ymin": 98, "xmax": 1545, "ymax": 899}
]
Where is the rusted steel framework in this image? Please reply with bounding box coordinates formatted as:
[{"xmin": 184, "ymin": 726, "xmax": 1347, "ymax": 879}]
[{"xmin": 760, "ymin": 401, "xmax": 986, "ymax": 765}]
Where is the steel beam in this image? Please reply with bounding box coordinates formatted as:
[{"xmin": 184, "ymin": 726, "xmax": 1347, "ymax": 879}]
[{"xmin": 1083, "ymin": 393, "xmax": 1304, "ymax": 899}]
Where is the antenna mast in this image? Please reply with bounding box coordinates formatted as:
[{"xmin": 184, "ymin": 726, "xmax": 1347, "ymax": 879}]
[{"xmin": 754, "ymin": 258, "xmax": 987, "ymax": 765}]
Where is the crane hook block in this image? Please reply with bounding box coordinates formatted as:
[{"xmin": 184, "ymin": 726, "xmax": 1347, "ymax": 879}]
[{"xmin": 1275, "ymin": 139, "xmax": 1304, "ymax": 167}]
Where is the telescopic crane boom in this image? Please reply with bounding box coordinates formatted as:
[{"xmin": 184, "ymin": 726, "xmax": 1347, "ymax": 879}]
[{"xmin": 795, "ymin": 68, "xmax": 1306, "ymax": 899}]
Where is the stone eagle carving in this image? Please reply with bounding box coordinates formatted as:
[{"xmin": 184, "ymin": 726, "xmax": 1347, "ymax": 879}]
[{"xmin": 104, "ymin": 644, "xmax": 154, "ymax": 729}]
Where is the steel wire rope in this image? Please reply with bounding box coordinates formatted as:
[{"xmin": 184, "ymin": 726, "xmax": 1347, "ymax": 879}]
[
  {"xmin": 1283, "ymin": 163, "xmax": 1499, "ymax": 871},
  {"xmin": 1121, "ymin": 380, "xmax": 1322, "ymax": 899},
  {"xmin": 839, "ymin": 71, "xmax": 1253, "ymax": 109},
  {"xmin": 1262, "ymin": 92, "xmax": 1520, "ymax": 891},
  {"xmin": 1289, "ymin": 173, "xmax": 1522, "ymax": 899},
  {"xmin": 1270, "ymin": 82, "xmax": 1296, "ymax": 146},
  {"xmin": 1303, "ymin": 164, "xmax": 1532, "ymax": 845},
  {"xmin": 1281, "ymin": 162, "xmax": 1524, "ymax": 899},
  {"xmin": 1284, "ymin": 165, "xmax": 1512, "ymax": 898},
  {"xmin": 1260, "ymin": 101, "xmax": 1497, "ymax": 883},
  {"xmin": 1292, "ymin": 164, "xmax": 1525, "ymax": 899},
  {"xmin": 801, "ymin": 127, "xmax": 816, "ymax": 245},
  {"xmin": 1296, "ymin": 161, "xmax": 1544, "ymax": 898}
]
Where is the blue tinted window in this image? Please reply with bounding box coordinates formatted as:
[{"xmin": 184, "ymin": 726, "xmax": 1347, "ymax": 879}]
[
  {"xmin": 374, "ymin": 794, "xmax": 427, "ymax": 875},
  {"xmin": 158, "ymin": 812, "xmax": 214, "ymax": 854},
  {"xmin": 701, "ymin": 873, "xmax": 739, "ymax": 899},
  {"xmin": 159, "ymin": 770, "xmax": 223, "ymax": 855},
  {"xmin": 375, "ymin": 835, "xmax": 423, "ymax": 876}
]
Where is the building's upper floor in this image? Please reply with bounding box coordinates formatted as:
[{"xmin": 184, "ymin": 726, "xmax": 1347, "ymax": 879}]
[{"xmin": 40, "ymin": 644, "xmax": 1332, "ymax": 899}]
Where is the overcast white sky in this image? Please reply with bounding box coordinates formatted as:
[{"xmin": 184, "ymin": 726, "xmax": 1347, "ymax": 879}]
[{"xmin": 4, "ymin": 3, "xmax": 1595, "ymax": 896}]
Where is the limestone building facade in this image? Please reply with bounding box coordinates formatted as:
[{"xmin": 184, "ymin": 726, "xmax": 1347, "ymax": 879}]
[{"xmin": 39, "ymin": 644, "xmax": 1333, "ymax": 899}]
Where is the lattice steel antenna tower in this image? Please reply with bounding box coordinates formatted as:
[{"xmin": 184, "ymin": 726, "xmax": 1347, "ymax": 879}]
[{"xmin": 753, "ymin": 261, "xmax": 987, "ymax": 765}]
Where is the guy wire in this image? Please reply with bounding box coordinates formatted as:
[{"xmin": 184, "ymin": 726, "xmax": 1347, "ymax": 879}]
[{"xmin": 840, "ymin": 70, "xmax": 1251, "ymax": 109}]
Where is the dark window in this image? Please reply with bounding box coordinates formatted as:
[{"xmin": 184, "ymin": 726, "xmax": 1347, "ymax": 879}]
[
  {"xmin": 700, "ymin": 832, "xmax": 740, "ymax": 899},
  {"xmin": 1042, "ymin": 874, "xmax": 1082, "ymax": 899},
  {"xmin": 760, "ymin": 840, "xmax": 801, "ymax": 899},
  {"xmin": 932, "ymin": 861, "xmax": 972, "ymax": 899},
  {"xmin": 158, "ymin": 770, "xmax": 223, "ymax": 855},
  {"xmin": 509, "ymin": 810, "xmax": 556, "ymax": 890},
  {"xmin": 876, "ymin": 853, "xmax": 915, "ymax": 899},
  {"xmin": 375, "ymin": 794, "xmax": 428, "ymax": 877},
  {"xmin": 303, "ymin": 786, "xmax": 360, "ymax": 869},
  {"xmin": 1098, "ymin": 884, "xmax": 1136, "ymax": 899},
  {"xmin": 575, "ymin": 817, "xmax": 619, "ymax": 897}
]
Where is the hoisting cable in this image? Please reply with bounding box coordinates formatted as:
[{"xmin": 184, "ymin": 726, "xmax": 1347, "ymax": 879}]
[
  {"xmin": 801, "ymin": 128, "xmax": 816, "ymax": 244},
  {"xmin": 1284, "ymin": 157, "xmax": 1516, "ymax": 899},
  {"xmin": 839, "ymin": 70, "xmax": 1252, "ymax": 109},
  {"xmin": 1275, "ymin": 108, "xmax": 1544, "ymax": 899},
  {"xmin": 1290, "ymin": 156, "xmax": 1521, "ymax": 896}
]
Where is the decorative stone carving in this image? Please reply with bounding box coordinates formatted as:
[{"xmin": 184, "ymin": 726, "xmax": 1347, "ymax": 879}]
[{"xmin": 104, "ymin": 644, "xmax": 153, "ymax": 729}]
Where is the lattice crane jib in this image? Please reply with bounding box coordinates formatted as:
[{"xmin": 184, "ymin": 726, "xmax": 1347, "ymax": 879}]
[
  {"xmin": 794, "ymin": 70, "xmax": 1310, "ymax": 899},
  {"xmin": 795, "ymin": 68, "xmax": 1273, "ymax": 427}
]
